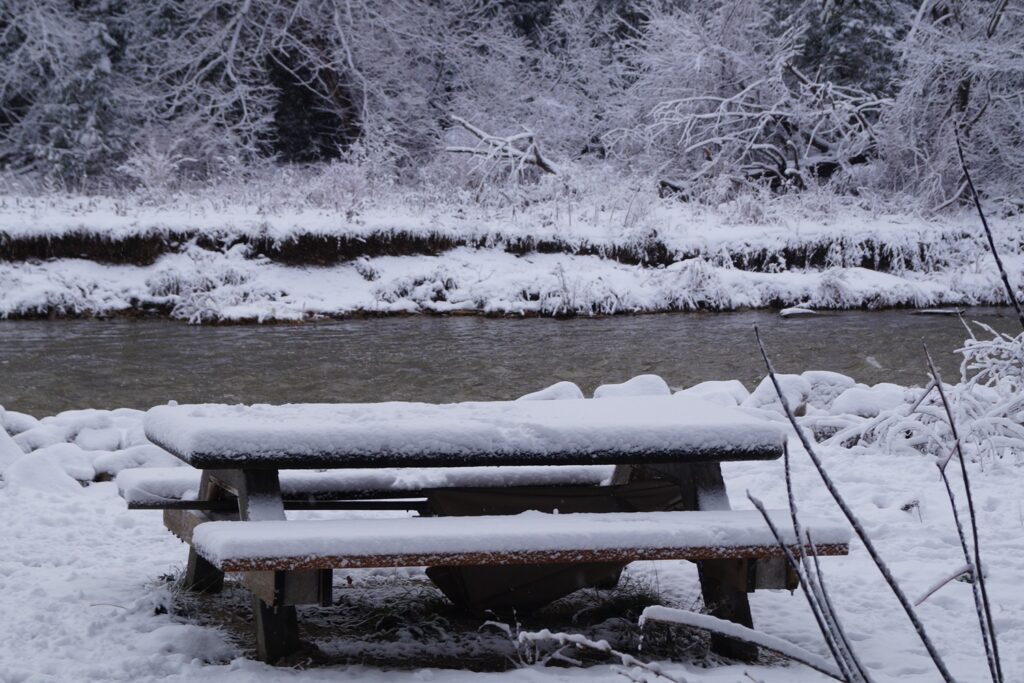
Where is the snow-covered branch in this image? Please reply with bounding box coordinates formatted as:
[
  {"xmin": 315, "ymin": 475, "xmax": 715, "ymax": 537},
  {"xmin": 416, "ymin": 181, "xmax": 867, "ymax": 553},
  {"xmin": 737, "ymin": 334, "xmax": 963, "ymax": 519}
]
[{"xmin": 447, "ymin": 115, "xmax": 558, "ymax": 176}]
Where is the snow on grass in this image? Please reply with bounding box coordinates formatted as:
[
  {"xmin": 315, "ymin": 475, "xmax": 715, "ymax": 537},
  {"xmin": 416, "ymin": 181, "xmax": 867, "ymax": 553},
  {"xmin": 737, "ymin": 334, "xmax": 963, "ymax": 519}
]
[
  {"xmin": 2, "ymin": 189, "xmax": 1023, "ymax": 321},
  {"xmin": 1, "ymin": 246, "xmax": 1021, "ymax": 322},
  {"xmin": 1, "ymin": 374, "xmax": 1022, "ymax": 681}
]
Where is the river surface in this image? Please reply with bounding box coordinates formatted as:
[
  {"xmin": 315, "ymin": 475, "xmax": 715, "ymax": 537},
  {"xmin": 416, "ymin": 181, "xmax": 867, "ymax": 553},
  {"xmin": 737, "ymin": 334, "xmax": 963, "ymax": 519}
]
[{"xmin": 1, "ymin": 309, "xmax": 1019, "ymax": 417}]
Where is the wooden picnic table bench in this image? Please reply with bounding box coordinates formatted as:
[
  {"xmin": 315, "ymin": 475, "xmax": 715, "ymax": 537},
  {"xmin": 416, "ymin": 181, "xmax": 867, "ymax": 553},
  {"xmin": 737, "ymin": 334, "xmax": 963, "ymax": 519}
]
[{"xmin": 129, "ymin": 395, "xmax": 850, "ymax": 664}]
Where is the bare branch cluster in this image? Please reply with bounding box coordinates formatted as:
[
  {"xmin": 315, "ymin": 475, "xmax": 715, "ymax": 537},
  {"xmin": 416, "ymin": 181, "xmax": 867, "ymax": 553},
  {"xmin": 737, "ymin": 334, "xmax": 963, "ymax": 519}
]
[{"xmin": 1, "ymin": 0, "xmax": 1021, "ymax": 210}]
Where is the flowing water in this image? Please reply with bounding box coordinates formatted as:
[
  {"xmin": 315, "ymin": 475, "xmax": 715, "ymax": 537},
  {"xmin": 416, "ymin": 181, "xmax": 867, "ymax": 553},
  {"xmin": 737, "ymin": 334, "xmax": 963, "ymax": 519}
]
[{"xmin": 1, "ymin": 309, "xmax": 1019, "ymax": 416}]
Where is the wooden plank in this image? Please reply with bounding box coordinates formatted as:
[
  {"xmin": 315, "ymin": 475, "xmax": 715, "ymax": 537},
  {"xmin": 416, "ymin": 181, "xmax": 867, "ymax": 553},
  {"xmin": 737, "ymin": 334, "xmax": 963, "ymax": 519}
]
[
  {"xmin": 242, "ymin": 569, "xmax": 332, "ymax": 606},
  {"xmin": 209, "ymin": 543, "xmax": 850, "ymax": 573},
  {"xmin": 698, "ymin": 558, "xmax": 758, "ymax": 660},
  {"xmin": 135, "ymin": 498, "xmax": 431, "ymax": 512},
  {"xmin": 168, "ymin": 444, "xmax": 782, "ymax": 471}
]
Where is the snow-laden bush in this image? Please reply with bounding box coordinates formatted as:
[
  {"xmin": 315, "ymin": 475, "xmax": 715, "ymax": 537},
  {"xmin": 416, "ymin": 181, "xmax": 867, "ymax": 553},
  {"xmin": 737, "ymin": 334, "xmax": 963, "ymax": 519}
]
[
  {"xmin": 145, "ymin": 244, "xmax": 272, "ymax": 323},
  {"xmin": 825, "ymin": 323, "xmax": 1024, "ymax": 463}
]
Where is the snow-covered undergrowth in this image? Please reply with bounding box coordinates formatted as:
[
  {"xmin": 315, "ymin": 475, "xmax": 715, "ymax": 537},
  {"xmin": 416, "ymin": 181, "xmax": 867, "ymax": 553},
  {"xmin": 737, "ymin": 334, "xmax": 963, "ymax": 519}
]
[
  {"xmin": 1, "ymin": 362, "xmax": 1022, "ymax": 680},
  {"xmin": 1, "ymin": 187, "xmax": 1022, "ymax": 321},
  {"xmin": 824, "ymin": 325, "xmax": 1024, "ymax": 471}
]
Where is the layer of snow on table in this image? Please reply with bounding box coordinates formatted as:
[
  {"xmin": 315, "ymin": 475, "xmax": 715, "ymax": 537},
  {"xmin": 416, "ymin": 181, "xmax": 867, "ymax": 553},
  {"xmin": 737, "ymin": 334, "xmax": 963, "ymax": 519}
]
[
  {"xmin": 191, "ymin": 510, "xmax": 851, "ymax": 565},
  {"xmin": 143, "ymin": 395, "xmax": 786, "ymax": 466},
  {"xmin": 116, "ymin": 465, "xmax": 615, "ymax": 505}
]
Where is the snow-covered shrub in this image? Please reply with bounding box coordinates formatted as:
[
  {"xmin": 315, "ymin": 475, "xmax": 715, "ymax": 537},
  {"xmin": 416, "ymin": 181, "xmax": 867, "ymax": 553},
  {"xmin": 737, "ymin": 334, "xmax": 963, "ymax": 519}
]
[
  {"xmin": 826, "ymin": 323, "xmax": 1024, "ymax": 462},
  {"xmin": 661, "ymin": 259, "xmax": 731, "ymax": 311},
  {"xmin": 875, "ymin": 0, "xmax": 1024, "ymax": 209},
  {"xmin": 145, "ymin": 244, "xmax": 268, "ymax": 323}
]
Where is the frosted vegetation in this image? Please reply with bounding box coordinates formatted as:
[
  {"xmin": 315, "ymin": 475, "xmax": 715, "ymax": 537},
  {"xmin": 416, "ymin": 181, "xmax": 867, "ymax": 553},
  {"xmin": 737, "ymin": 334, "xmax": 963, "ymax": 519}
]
[
  {"xmin": 1, "ymin": 0, "xmax": 1022, "ymax": 320},
  {"xmin": 1, "ymin": 0, "xmax": 1020, "ymax": 210}
]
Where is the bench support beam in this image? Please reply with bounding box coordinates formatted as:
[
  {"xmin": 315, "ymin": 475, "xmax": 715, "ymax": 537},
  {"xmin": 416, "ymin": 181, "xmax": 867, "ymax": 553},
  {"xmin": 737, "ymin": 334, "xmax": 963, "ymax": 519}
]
[
  {"xmin": 632, "ymin": 461, "xmax": 759, "ymax": 661},
  {"xmin": 698, "ymin": 558, "xmax": 758, "ymax": 661},
  {"xmin": 229, "ymin": 467, "xmax": 317, "ymax": 663},
  {"xmin": 254, "ymin": 596, "xmax": 300, "ymax": 664},
  {"xmin": 183, "ymin": 472, "xmax": 228, "ymax": 593}
]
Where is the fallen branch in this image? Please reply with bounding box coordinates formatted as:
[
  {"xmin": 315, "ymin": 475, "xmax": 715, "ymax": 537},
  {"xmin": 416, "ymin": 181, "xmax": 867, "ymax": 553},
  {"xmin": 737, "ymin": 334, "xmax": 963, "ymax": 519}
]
[
  {"xmin": 914, "ymin": 563, "xmax": 973, "ymax": 607},
  {"xmin": 640, "ymin": 606, "xmax": 844, "ymax": 680},
  {"xmin": 447, "ymin": 115, "xmax": 558, "ymax": 175}
]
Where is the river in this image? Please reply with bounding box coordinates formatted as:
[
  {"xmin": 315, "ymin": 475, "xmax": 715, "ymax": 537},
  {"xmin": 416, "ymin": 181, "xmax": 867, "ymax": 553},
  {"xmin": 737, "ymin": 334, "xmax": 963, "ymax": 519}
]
[{"xmin": 1, "ymin": 309, "xmax": 1018, "ymax": 416}]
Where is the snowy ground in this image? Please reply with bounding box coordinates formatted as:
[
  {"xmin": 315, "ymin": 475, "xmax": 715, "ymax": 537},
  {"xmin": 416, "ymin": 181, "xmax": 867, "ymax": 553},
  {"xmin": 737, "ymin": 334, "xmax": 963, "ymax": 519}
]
[
  {"xmin": 1, "ymin": 193, "xmax": 1021, "ymax": 321},
  {"xmin": 1, "ymin": 373, "xmax": 1021, "ymax": 682}
]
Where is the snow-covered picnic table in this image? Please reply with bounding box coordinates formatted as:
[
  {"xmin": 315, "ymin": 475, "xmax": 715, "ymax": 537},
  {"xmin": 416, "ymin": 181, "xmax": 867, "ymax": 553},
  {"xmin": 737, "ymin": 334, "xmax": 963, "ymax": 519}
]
[
  {"xmin": 143, "ymin": 395, "xmax": 788, "ymax": 469},
  {"xmin": 130, "ymin": 394, "xmax": 849, "ymax": 665}
]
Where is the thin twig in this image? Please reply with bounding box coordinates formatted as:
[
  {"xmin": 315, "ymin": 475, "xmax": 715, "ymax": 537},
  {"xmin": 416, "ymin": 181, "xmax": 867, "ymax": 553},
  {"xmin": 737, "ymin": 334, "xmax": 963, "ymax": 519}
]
[
  {"xmin": 806, "ymin": 531, "xmax": 872, "ymax": 682},
  {"xmin": 783, "ymin": 445, "xmax": 862, "ymax": 681},
  {"xmin": 924, "ymin": 345, "xmax": 1003, "ymax": 682},
  {"xmin": 754, "ymin": 326, "xmax": 957, "ymax": 683},
  {"xmin": 914, "ymin": 563, "xmax": 973, "ymax": 607},
  {"xmin": 746, "ymin": 492, "xmax": 851, "ymax": 680},
  {"xmin": 955, "ymin": 128, "xmax": 1024, "ymax": 331},
  {"xmin": 786, "ymin": 443, "xmax": 871, "ymax": 682}
]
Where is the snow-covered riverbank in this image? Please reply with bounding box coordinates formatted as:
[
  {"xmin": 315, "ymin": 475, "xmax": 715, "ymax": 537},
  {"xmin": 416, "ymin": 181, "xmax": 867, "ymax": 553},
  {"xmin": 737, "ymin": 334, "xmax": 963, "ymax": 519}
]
[
  {"xmin": 2, "ymin": 194, "xmax": 1021, "ymax": 321},
  {"xmin": 2, "ymin": 372, "xmax": 1021, "ymax": 681}
]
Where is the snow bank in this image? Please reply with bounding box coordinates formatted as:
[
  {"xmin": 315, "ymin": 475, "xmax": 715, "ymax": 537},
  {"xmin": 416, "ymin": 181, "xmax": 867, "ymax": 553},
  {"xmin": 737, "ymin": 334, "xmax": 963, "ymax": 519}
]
[
  {"xmin": 2, "ymin": 246, "xmax": 1020, "ymax": 321},
  {"xmin": 743, "ymin": 374, "xmax": 812, "ymax": 415},
  {"xmin": 4, "ymin": 452, "xmax": 84, "ymax": 494},
  {"xmin": 3, "ymin": 407, "xmax": 177, "ymax": 483},
  {"xmin": 593, "ymin": 374, "xmax": 671, "ymax": 398},
  {"xmin": 832, "ymin": 384, "xmax": 911, "ymax": 418},
  {"xmin": 516, "ymin": 381, "xmax": 585, "ymax": 401},
  {"xmin": 0, "ymin": 425, "xmax": 24, "ymax": 471},
  {"xmin": 0, "ymin": 407, "xmax": 40, "ymax": 435},
  {"xmin": 674, "ymin": 380, "xmax": 750, "ymax": 407},
  {"xmin": 4, "ymin": 192, "xmax": 1024, "ymax": 323}
]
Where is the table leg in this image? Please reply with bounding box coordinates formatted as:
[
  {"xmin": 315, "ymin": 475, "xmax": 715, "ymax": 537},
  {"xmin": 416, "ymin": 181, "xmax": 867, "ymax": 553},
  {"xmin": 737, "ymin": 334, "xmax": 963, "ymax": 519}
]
[
  {"xmin": 183, "ymin": 472, "xmax": 227, "ymax": 593},
  {"xmin": 642, "ymin": 461, "xmax": 759, "ymax": 661},
  {"xmin": 232, "ymin": 468, "xmax": 302, "ymax": 664}
]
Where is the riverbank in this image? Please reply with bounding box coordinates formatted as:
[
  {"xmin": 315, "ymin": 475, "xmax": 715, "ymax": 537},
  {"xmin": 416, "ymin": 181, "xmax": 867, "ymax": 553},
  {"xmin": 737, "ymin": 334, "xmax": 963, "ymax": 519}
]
[{"xmin": 2, "ymin": 192, "xmax": 1021, "ymax": 322}]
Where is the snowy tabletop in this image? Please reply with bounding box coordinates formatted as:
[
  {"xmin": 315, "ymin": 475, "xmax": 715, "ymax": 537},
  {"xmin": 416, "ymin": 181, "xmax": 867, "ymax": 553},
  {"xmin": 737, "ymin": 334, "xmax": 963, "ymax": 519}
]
[{"xmin": 143, "ymin": 395, "xmax": 786, "ymax": 469}]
